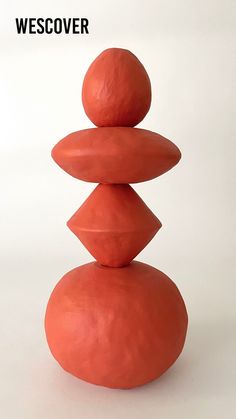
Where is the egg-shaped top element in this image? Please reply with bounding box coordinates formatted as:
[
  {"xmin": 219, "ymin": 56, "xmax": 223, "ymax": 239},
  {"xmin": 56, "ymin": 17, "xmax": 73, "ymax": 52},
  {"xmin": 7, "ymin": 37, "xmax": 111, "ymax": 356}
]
[{"xmin": 82, "ymin": 48, "xmax": 151, "ymax": 127}]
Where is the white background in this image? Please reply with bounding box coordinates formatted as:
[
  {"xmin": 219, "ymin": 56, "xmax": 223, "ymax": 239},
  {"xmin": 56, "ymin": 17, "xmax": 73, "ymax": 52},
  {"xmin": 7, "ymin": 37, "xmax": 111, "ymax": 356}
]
[{"xmin": 1, "ymin": 0, "xmax": 236, "ymax": 418}]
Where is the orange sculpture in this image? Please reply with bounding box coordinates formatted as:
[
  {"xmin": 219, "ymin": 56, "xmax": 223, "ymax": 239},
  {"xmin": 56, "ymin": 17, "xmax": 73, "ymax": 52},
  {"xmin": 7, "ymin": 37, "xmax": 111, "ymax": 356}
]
[{"xmin": 45, "ymin": 48, "xmax": 188, "ymax": 389}]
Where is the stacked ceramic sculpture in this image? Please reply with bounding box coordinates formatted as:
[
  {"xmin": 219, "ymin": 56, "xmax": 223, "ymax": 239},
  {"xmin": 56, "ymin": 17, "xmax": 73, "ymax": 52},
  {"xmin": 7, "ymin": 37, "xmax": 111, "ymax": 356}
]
[{"xmin": 45, "ymin": 48, "xmax": 188, "ymax": 389}]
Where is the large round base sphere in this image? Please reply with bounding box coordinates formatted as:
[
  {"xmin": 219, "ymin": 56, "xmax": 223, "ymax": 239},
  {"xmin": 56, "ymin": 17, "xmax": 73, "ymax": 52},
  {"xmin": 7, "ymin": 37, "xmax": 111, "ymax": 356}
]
[{"xmin": 45, "ymin": 262, "xmax": 188, "ymax": 389}]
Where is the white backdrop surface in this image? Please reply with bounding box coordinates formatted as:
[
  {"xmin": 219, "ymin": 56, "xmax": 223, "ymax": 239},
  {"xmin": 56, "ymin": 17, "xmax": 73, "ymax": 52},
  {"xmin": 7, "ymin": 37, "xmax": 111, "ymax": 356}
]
[{"xmin": 0, "ymin": 1, "xmax": 236, "ymax": 418}]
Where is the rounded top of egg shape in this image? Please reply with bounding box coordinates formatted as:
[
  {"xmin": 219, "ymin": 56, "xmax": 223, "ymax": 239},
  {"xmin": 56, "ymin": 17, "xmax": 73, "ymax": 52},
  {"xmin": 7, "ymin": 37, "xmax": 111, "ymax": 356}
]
[{"xmin": 82, "ymin": 48, "xmax": 151, "ymax": 127}]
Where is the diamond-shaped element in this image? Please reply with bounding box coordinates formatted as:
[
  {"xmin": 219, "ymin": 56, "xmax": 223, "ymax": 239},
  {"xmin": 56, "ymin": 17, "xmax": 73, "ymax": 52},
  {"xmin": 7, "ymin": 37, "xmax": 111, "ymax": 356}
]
[{"xmin": 67, "ymin": 184, "xmax": 161, "ymax": 267}]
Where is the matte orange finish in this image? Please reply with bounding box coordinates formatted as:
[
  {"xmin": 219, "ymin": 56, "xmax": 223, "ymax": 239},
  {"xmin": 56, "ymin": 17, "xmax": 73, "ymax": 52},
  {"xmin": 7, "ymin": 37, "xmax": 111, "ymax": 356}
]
[
  {"xmin": 82, "ymin": 48, "xmax": 151, "ymax": 127},
  {"xmin": 67, "ymin": 184, "xmax": 161, "ymax": 267},
  {"xmin": 51, "ymin": 127, "xmax": 181, "ymax": 183},
  {"xmin": 46, "ymin": 48, "xmax": 188, "ymax": 389},
  {"xmin": 45, "ymin": 261, "xmax": 188, "ymax": 389}
]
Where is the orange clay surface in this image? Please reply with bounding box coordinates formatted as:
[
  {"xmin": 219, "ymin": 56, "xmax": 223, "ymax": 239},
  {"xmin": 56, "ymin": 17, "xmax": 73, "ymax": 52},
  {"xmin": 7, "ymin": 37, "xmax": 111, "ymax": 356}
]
[
  {"xmin": 67, "ymin": 184, "xmax": 161, "ymax": 267},
  {"xmin": 51, "ymin": 127, "xmax": 181, "ymax": 183},
  {"xmin": 45, "ymin": 261, "xmax": 188, "ymax": 389},
  {"xmin": 82, "ymin": 48, "xmax": 151, "ymax": 127}
]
